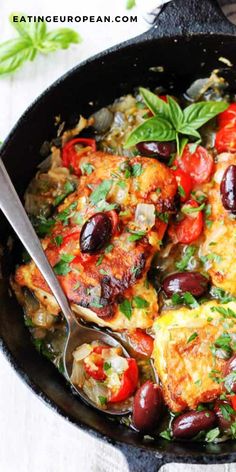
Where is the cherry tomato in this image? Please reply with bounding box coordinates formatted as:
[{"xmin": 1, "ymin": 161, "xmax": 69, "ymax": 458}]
[
  {"xmin": 168, "ymin": 199, "xmax": 204, "ymax": 244},
  {"xmin": 231, "ymin": 395, "xmax": 236, "ymax": 411},
  {"xmin": 127, "ymin": 329, "xmax": 154, "ymax": 357},
  {"xmin": 176, "ymin": 145, "xmax": 214, "ymax": 184},
  {"xmin": 159, "ymin": 95, "xmax": 168, "ymax": 102},
  {"xmin": 215, "ymin": 127, "xmax": 236, "ymax": 153},
  {"xmin": 172, "ymin": 168, "xmax": 194, "ymax": 202},
  {"xmin": 109, "ymin": 358, "xmax": 138, "ymax": 403},
  {"xmin": 84, "ymin": 353, "xmax": 106, "ymax": 381},
  {"xmin": 62, "ymin": 138, "xmax": 96, "ymax": 173},
  {"xmin": 218, "ymin": 103, "xmax": 236, "ymax": 129}
]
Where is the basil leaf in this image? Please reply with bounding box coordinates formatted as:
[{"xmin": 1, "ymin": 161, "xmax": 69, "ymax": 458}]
[
  {"xmin": 183, "ymin": 101, "xmax": 228, "ymax": 130},
  {"xmin": 139, "ymin": 87, "xmax": 170, "ymax": 120},
  {"xmin": 0, "ymin": 14, "xmax": 81, "ymax": 76},
  {"xmin": 40, "ymin": 28, "xmax": 80, "ymax": 52},
  {"xmin": 178, "ymin": 125, "xmax": 201, "ymax": 139},
  {"xmin": 124, "ymin": 116, "xmax": 175, "ymax": 148},
  {"xmin": 126, "ymin": 0, "xmax": 136, "ymax": 9},
  {"xmin": 168, "ymin": 96, "xmax": 184, "ymax": 129},
  {"xmin": 0, "ymin": 38, "xmax": 35, "ymax": 75}
]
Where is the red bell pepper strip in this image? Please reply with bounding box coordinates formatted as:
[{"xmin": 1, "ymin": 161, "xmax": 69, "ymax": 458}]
[
  {"xmin": 62, "ymin": 138, "xmax": 96, "ymax": 173},
  {"xmin": 109, "ymin": 358, "xmax": 139, "ymax": 403}
]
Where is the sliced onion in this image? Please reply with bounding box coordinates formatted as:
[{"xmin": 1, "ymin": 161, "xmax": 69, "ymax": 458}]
[
  {"xmin": 73, "ymin": 343, "xmax": 92, "ymax": 362},
  {"xmin": 92, "ymin": 107, "xmax": 113, "ymax": 133},
  {"xmin": 71, "ymin": 361, "xmax": 85, "ymax": 387},
  {"xmin": 135, "ymin": 203, "xmax": 155, "ymax": 229},
  {"xmin": 186, "ymin": 78, "xmax": 209, "ymax": 100},
  {"xmin": 83, "ymin": 378, "xmax": 108, "ymax": 406}
]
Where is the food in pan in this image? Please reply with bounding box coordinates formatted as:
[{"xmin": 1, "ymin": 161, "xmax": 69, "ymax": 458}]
[{"xmin": 11, "ymin": 71, "xmax": 236, "ymax": 442}]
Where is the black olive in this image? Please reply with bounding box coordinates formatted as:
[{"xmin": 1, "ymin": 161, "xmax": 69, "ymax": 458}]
[
  {"xmin": 80, "ymin": 212, "xmax": 112, "ymax": 254},
  {"xmin": 220, "ymin": 165, "xmax": 236, "ymax": 214},
  {"xmin": 136, "ymin": 141, "xmax": 176, "ymax": 160},
  {"xmin": 162, "ymin": 272, "xmax": 209, "ymax": 298}
]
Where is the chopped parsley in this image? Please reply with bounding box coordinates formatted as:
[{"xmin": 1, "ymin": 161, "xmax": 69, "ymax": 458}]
[
  {"xmin": 175, "ymin": 245, "xmax": 196, "ymax": 271},
  {"xmin": 182, "ymin": 202, "xmax": 205, "ymax": 215},
  {"xmin": 178, "ymin": 185, "xmax": 186, "ymax": 198},
  {"xmin": 220, "ymin": 402, "xmax": 234, "ymax": 421},
  {"xmin": 54, "ymin": 181, "xmax": 76, "ymax": 206},
  {"xmin": 211, "ymin": 332, "xmax": 232, "ymax": 358},
  {"xmin": 119, "ymin": 299, "xmax": 132, "ymax": 320},
  {"xmin": 131, "ymin": 163, "xmax": 143, "ymax": 177},
  {"xmin": 156, "ymin": 212, "xmax": 169, "ymax": 224},
  {"xmin": 159, "ymin": 429, "xmax": 172, "ymax": 441},
  {"xmin": 104, "ymin": 362, "xmax": 111, "ymax": 371},
  {"xmin": 56, "ymin": 201, "xmax": 77, "ymax": 223},
  {"xmin": 187, "ymin": 332, "xmax": 199, "ymax": 344},
  {"xmin": 80, "ymin": 162, "xmax": 94, "ymax": 175},
  {"xmin": 105, "ymin": 244, "xmax": 114, "ymax": 254},
  {"xmin": 200, "ymin": 252, "xmax": 222, "ymax": 266},
  {"xmin": 53, "ymin": 254, "xmax": 75, "ymax": 275},
  {"xmin": 210, "ymin": 305, "xmax": 236, "ymax": 319},
  {"xmin": 205, "ymin": 427, "xmax": 220, "ymax": 443},
  {"xmin": 133, "ymin": 296, "xmax": 149, "ymax": 308},
  {"xmin": 172, "ymin": 292, "xmax": 199, "ymax": 309},
  {"xmin": 90, "ymin": 180, "xmax": 113, "ymax": 206},
  {"xmin": 128, "ymin": 229, "xmax": 146, "ymax": 242},
  {"xmin": 96, "ymin": 255, "xmax": 104, "ymax": 266},
  {"xmin": 54, "ymin": 235, "xmax": 63, "ymax": 246},
  {"xmin": 210, "ymin": 287, "xmax": 236, "ymax": 304},
  {"xmin": 98, "ymin": 396, "xmax": 107, "ymax": 406}
]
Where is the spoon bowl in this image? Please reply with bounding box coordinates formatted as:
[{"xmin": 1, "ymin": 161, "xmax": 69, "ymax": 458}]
[{"xmin": 0, "ymin": 158, "xmax": 132, "ymax": 415}]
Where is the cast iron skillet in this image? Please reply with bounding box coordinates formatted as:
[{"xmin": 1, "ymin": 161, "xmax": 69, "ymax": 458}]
[{"xmin": 1, "ymin": 0, "xmax": 236, "ymax": 470}]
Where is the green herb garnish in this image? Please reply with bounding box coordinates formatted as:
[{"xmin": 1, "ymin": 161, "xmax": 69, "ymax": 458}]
[
  {"xmin": 125, "ymin": 88, "xmax": 228, "ymax": 155},
  {"xmin": 98, "ymin": 396, "xmax": 107, "ymax": 406},
  {"xmin": 90, "ymin": 180, "xmax": 113, "ymax": 206},
  {"xmin": 187, "ymin": 332, "xmax": 199, "ymax": 343},
  {"xmin": 80, "ymin": 162, "xmax": 94, "ymax": 175},
  {"xmin": 119, "ymin": 299, "xmax": 132, "ymax": 320},
  {"xmin": 0, "ymin": 13, "xmax": 81, "ymax": 76},
  {"xmin": 175, "ymin": 245, "xmax": 196, "ymax": 270},
  {"xmin": 133, "ymin": 296, "xmax": 149, "ymax": 308},
  {"xmin": 205, "ymin": 427, "xmax": 220, "ymax": 443},
  {"xmin": 53, "ymin": 254, "xmax": 75, "ymax": 275},
  {"xmin": 159, "ymin": 429, "xmax": 172, "ymax": 441},
  {"xmin": 128, "ymin": 229, "xmax": 146, "ymax": 242}
]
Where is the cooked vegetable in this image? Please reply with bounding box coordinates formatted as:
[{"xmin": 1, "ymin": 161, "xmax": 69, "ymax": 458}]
[
  {"xmin": 162, "ymin": 272, "xmax": 209, "ymax": 298},
  {"xmin": 80, "ymin": 212, "xmax": 112, "ymax": 254},
  {"xmin": 220, "ymin": 165, "xmax": 236, "ymax": 214},
  {"xmin": 168, "ymin": 200, "xmax": 204, "ymax": 244},
  {"xmin": 174, "ymin": 145, "xmax": 214, "ymax": 184},
  {"xmin": 62, "ymin": 138, "xmax": 97, "ymax": 173},
  {"xmin": 172, "ymin": 410, "xmax": 216, "ymax": 439},
  {"xmin": 133, "ymin": 381, "xmax": 163, "ymax": 432}
]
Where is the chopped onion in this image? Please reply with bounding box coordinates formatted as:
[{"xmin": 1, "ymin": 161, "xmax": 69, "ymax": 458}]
[
  {"xmin": 110, "ymin": 355, "xmax": 128, "ymax": 374},
  {"xmin": 83, "ymin": 378, "xmax": 108, "ymax": 406},
  {"xmin": 135, "ymin": 203, "xmax": 155, "ymax": 229},
  {"xmin": 73, "ymin": 343, "xmax": 92, "ymax": 362},
  {"xmin": 71, "ymin": 361, "xmax": 85, "ymax": 387},
  {"xmin": 186, "ymin": 78, "xmax": 209, "ymax": 100}
]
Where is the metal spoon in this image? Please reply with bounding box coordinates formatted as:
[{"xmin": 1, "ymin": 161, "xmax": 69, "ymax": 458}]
[{"xmin": 0, "ymin": 158, "xmax": 131, "ymax": 415}]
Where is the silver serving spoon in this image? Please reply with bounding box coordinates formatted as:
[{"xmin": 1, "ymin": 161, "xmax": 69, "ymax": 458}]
[{"xmin": 0, "ymin": 158, "xmax": 131, "ymax": 415}]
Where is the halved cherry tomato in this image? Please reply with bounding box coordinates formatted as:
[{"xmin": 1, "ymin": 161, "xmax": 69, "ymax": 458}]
[
  {"xmin": 175, "ymin": 145, "xmax": 214, "ymax": 184},
  {"xmin": 172, "ymin": 168, "xmax": 194, "ymax": 202},
  {"xmin": 109, "ymin": 358, "xmax": 139, "ymax": 403},
  {"xmin": 62, "ymin": 138, "xmax": 96, "ymax": 173},
  {"xmin": 106, "ymin": 210, "xmax": 119, "ymax": 235},
  {"xmin": 218, "ymin": 103, "xmax": 236, "ymax": 129},
  {"xmin": 84, "ymin": 352, "xmax": 106, "ymax": 381},
  {"xmin": 127, "ymin": 329, "xmax": 154, "ymax": 357},
  {"xmin": 215, "ymin": 127, "xmax": 236, "ymax": 153},
  {"xmin": 231, "ymin": 395, "xmax": 236, "ymax": 411},
  {"xmin": 168, "ymin": 199, "xmax": 204, "ymax": 244},
  {"xmin": 159, "ymin": 95, "xmax": 168, "ymax": 102}
]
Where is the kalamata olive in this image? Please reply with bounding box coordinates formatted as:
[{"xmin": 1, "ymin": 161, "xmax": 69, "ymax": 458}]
[
  {"xmin": 224, "ymin": 354, "xmax": 236, "ymax": 393},
  {"xmin": 132, "ymin": 381, "xmax": 163, "ymax": 432},
  {"xmin": 162, "ymin": 271, "xmax": 209, "ymax": 298},
  {"xmin": 220, "ymin": 165, "xmax": 236, "ymax": 214},
  {"xmin": 80, "ymin": 212, "xmax": 112, "ymax": 254},
  {"xmin": 172, "ymin": 410, "xmax": 216, "ymax": 439},
  {"xmin": 214, "ymin": 400, "xmax": 236, "ymax": 432},
  {"xmin": 136, "ymin": 141, "xmax": 176, "ymax": 160}
]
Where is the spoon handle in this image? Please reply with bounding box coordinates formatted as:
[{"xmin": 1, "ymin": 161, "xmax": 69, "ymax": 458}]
[{"xmin": 0, "ymin": 159, "xmax": 75, "ymax": 326}]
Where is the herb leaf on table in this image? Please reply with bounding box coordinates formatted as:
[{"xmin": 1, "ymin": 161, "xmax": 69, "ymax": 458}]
[{"xmin": 0, "ymin": 12, "xmax": 81, "ymax": 76}]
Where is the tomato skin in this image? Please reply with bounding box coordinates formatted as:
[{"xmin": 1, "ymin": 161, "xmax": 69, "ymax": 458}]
[
  {"xmin": 84, "ymin": 354, "xmax": 106, "ymax": 381},
  {"xmin": 231, "ymin": 395, "xmax": 236, "ymax": 411},
  {"xmin": 215, "ymin": 127, "xmax": 236, "ymax": 153},
  {"xmin": 127, "ymin": 329, "xmax": 154, "ymax": 357},
  {"xmin": 218, "ymin": 103, "xmax": 236, "ymax": 129},
  {"xmin": 168, "ymin": 199, "xmax": 204, "ymax": 244},
  {"xmin": 109, "ymin": 358, "xmax": 139, "ymax": 403},
  {"xmin": 176, "ymin": 145, "xmax": 214, "ymax": 184},
  {"xmin": 172, "ymin": 168, "xmax": 194, "ymax": 202},
  {"xmin": 62, "ymin": 138, "xmax": 96, "ymax": 173}
]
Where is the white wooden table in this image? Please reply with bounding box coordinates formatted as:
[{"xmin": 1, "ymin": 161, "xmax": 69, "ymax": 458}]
[{"xmin": 0, "ymin": 1, "xmax": 236, "ymax": 471}]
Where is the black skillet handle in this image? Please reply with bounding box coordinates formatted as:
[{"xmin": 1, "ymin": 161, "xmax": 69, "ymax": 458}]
[
  {"xmin": 147, "ymin": 0, "xmax": 236, "ymax": 37},
  {"xmin": 116, "ymin": 442, "xmax": 169, "ymax": 472}
]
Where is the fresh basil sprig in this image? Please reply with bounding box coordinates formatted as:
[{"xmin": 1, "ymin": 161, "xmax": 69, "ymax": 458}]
[
  {"xmin": 124, "ymin": 87, "xmax": 228, "ymax": 154},
  {"xmin": 0, "ymin": 13, "xmax": 81, "ymax": 76}
]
